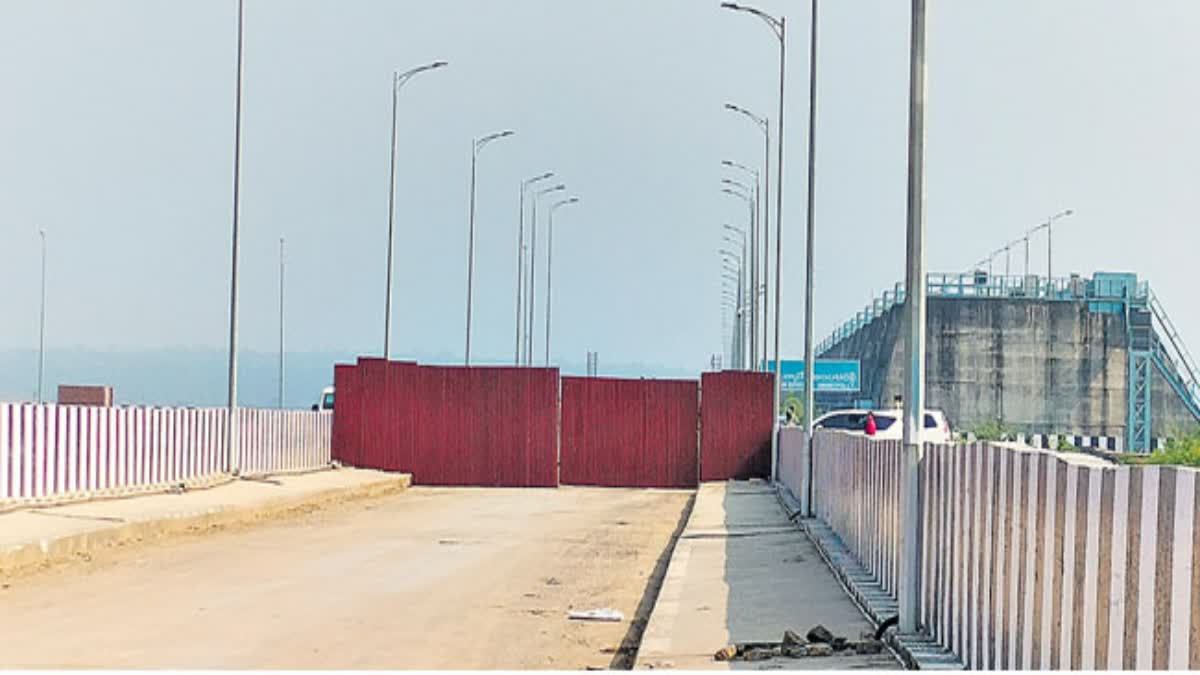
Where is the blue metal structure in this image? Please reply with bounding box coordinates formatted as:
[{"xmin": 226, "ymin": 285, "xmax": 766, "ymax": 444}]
[{"xmin": 816, "ymin": 271, "xmax": 1200, "ymax": 452}]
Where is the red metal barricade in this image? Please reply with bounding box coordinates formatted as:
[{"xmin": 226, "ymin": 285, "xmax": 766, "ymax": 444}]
[
  {"xmin": 560, "ymin": 376, "xmax": 698, "ymax": 488},
  {"xmin": 699, "ymin": 371, "xmax": 774, "ymax": 481},
  {"xmin": 331, "ymin": 361, "xmax": 558, "ymax": 487}
]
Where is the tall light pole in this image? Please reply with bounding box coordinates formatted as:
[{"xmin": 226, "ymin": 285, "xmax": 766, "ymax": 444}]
[
  {"xmin": 226, "ymin": 0, "xmax": 246, "ymax": 474},
  {"xmin": 278, "ymin": 236, "xmax": 285, "ymax": 409},
  {"xmin": 544, "ymin": 197, "xmax": 580, "ymax": 366},
  {"xmin": 383, "ymin": 60, "xmax": 448, "ymax": 360},
  {"xmin": 517, "ymin": 172, "xmax": 555, "ymax": 365},
  {"xmin": 528, "ymin": 183, "xmax": 566, "ymax": 365},
  {"xmin": 721, "ymin": 1, "xmax": 786, "ymax": 482},
  {"xmin": 801, "ymin": 0, "xmax": 820, "ymax": 463},
  {"xmin": 1027, "ymin": 209, "xmax": 1074, "ymax": 289},
  {"xmin": 37, "ymin": 228, "xmax": 46, "ymax": 404},
  {"xmin": 464, "ymin": 129, "xmax": 515, "ymax": 366},
  {"xmin": 899, "ymin": 0, "xmax": 928, "ymax": 635},
  {"xmin": 722, "ymin": 270, "xmax": 742, "ymax": 368},
  {"xmin": 723, "ymin": 184, "xmax": 755, "ymax": 369},
  {"xmin": 726, "ymin": 103, "xmax": 771, "ymax": 370},
  {"xmin": 723, "ymin": 161, "xmax": 760, "ymax": 369},
  {"xmin": 722, "ymin": 222, "xmax": 748, "ymax": 370},
  {"xmin": 721, "ymin": 288, "xmax": 739, "ymax": 368},
  {"xmin": 1005, "ymin": 240, "xmax": 1020, "ymax": 277}
]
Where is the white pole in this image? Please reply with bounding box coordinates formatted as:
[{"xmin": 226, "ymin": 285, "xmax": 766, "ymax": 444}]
[
  {"xmin": 226, "ymin": 0, "xmax": 246, "ymax": 474},
  {"xmin": 278, "ymin": 236, "xmax": 285, "ymax": 409},
  {"xmin": 37, "ymin": 228, "xmax": 47, "ymax": 404},
  {"xmin": 899, "ymin": 0, "xmax": 928, "ymax": 635}
]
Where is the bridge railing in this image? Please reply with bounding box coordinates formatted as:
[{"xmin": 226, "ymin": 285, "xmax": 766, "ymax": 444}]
[
  {"xmin": 786, "ymin": 430, "xmax": 1200, "ymax": 670},
  {"xmin": 0, "ymin": 402, "xmax": 332, "ymax": 508}
]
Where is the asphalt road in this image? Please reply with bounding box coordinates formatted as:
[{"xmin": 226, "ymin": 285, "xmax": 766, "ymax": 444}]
[{"xmin": 0, "ymin": 486, "xmax": 693, "ymax": 669}]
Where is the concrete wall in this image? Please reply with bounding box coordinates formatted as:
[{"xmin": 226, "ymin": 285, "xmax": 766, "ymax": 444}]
[
  {"xmin": 822, "ymin": 298, "xmax": 1197, "ymax": 437},
  {"xmin": 802, "ymin": 431, "xmax": 1200, "ymax": 670}
]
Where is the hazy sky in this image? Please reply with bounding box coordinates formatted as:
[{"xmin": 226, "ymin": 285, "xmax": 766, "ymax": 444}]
[{"xmin": 2, "ymin": 1, "xmax": 1198, "ymax": 383}]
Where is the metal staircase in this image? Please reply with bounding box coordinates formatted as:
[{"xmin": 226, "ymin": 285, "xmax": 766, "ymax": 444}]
[
  {"xmin": 1126, "ymin": 291, "xmax": 1200, "ymax": 453},
  {"xmin": 1148, "ymin": 292, "xmax": 1200, "ymax": 422}
]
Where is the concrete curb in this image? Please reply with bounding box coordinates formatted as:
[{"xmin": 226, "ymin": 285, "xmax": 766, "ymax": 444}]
[
  {"xmin": 0, "ymin": 472, "xmax": 412, "ymax": 577},
  {"xmin": 775, "ymin": 484, "xmax": 964, "ymax": 670}
]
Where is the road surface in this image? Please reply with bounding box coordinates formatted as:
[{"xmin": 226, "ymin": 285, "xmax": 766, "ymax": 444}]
[{"xmin": 0, "ymin": 486, "xmax": 692, "ymax": 669}]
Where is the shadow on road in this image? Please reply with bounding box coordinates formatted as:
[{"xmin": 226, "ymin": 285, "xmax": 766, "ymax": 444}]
[{"xmin": 609, "ymin": 491, "xmax": 697, "ymax": 670}]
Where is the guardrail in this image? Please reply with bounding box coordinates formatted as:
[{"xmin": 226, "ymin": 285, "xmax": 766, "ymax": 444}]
[
  {"xmin": 789, "ymin": 430, "xmax": 1200, "ymax": 670},
  {"xmin": 0, "ymin": 402, "xmax": 331, "ymax": 505},
  {"xmin": 816, "ymin": 272, "xmax": 1151, "ymax": 357}
]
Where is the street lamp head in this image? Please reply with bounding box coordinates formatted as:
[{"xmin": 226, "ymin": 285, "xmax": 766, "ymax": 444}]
[
  {"xmin": 552, "ymin": 197, "xmax": 580, "ymax": 211},
  {"xmin": 537, "ymin": 184, "xmax": 567, "ymax": 198},
  {"xmin": 396, "ymin": 60, "xmax": 449, "ymax": 87},
  {"xmin": 720, "ymin": 2, "xmax": 783, "ymax": 36},
  {"xmin": 723, "ymin": 160, "xmax": 758, "ymax": 178},
  {"xmin": 475, "ymin": 130, "xmax": 515, "ymax": 151},
  {"xmin": 725, "ymin": 102, "xmax": 768, "ymax": 130},
  {"xmin": 524, "ymin": 172, "xmax": 555, "ymax": 187}
]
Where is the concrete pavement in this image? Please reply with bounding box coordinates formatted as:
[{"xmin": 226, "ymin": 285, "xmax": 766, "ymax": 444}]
[
  {"xmin": 0, "ymin": 467, "xmax": 410, "ymax": 575},
  {"xmin": 0, "ymin": 486, "xmax": 691, "ymax": 669},
  {"xmin": 635, "ymin": 481, "xmax": 900, "ymax": 670}
]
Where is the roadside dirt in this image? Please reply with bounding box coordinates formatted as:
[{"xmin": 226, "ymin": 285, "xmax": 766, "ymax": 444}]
[{"xmin": 0, "ymin": 486, "xmax": 693, "ymax": 670}]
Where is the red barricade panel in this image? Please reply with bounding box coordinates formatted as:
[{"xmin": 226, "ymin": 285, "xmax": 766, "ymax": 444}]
[
  {"xmin": 699, "ymin": 371, "xmax": 774, "ymax": 481},
  {"xmin": 560, "ymin": 377, "xmax": 698, "ymax": 488}
]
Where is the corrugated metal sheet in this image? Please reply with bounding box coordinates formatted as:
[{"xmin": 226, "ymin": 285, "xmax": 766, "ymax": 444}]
[
  {"xmin": 560, "ymin": 376, "xmax": 698, "ymax": 488},
  {"xmin": 699, "ymin": 371, "xmax": 774, "ymax": 481},
  {"xmin": 333, "ymin": 361, "xmax": 558, "ymax": 487}
]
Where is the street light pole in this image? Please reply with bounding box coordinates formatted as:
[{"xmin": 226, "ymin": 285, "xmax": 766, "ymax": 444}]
[
  {"xmin": 517, "ymin": 172, "xmax": 555, "ymax": 365},
  {"xmin": 726, "ymin": 103, "xmax": 772, "ymax": 372},
  {"xmin": 37, "ymin": 228, "xmax": 46, "ymax": 404},
  {"xmin": 721, "ymin": 1, "xmax": 786, "ymax": 482},
  {"xmin": 226, "ymin": 0, "xmax": 246, "ymax": 474},
  {"xmin": 1023, "ymin": 209, "xmax": 1073, "ymax": 295},
  {"xmin": 723, "ymin": 186, "xmax": 754, "ymax": 369},
  {"xmin": 1046, "ymin": 208, "xmax": 1074, "ymax": 284},
  {"xmin": 278, "ymin": 236, "xmax": 285, "ymax": 409},
  {"xmin": 384, "ymin": 61, "xmax": 448, "ymax": 360},
  {"xmin": 465, "ymin": 130, "xmax": 515, "ymax": 366},
  {"xmin": 544, "ymin": 197, "xmax": 580, "ymax": 366},
  {"xmin": 899, "ymin": 0, "xmax": 928, "ymax": 635},
  {"xmin": 722, "ymin": 270, "xmax": 742, "ymax": 368},
  {"xmin": 528, "ymin": 183, "xmax": 566, "ymax": 365},
  {"xmin": 802, "ymin": 0, "xmax": 819, "ymax": 461},
  {"xmin": 723, "ymin": 161, "xmax": 760, "ymax": 369}
]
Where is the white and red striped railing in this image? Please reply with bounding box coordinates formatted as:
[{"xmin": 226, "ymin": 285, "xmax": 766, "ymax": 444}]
[
  {"xmin": 792, "ymin": 430, "xmax": 1200, "ymax": 670},
  {"xmin": 0, "ymin": 403, "xmax": 331, "ymax": 505}
]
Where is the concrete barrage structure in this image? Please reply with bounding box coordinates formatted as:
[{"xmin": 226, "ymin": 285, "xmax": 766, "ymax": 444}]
[{"xmin": 816, "ymin": 272, "xmax": 1200, "ymax": 452}]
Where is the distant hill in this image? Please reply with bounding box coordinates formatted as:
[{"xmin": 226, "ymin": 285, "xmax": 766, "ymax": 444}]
[{"xmin": 0, "ymin": 349, "xmax": 702, "ymax": 408}]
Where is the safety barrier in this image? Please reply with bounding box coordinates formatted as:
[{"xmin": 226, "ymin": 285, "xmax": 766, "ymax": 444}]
[
  {"xmin": 0, "ymin": 402, "xmax": 332, "ymax": 504},
  {"xmin": 332, "ymin": 357, "xmax": 775, "ymax": 488},
  {"xmin": 793, "ymin": 431, "xmax": 1200, "ymax": 670},
  {"xmin": 560, "ymin": 376, "xmax": 699, "ymax": 488},
  {"xmin": 699, "ymin": 371, "xmax": 773, "ymax": 481}
]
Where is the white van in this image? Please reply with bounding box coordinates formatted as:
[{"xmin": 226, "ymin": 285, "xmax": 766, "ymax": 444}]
[
  {"xmin": 312, "ymin": 386, "xmax": 334, "ymax": 412},
  {"xmin": 814, "ymin": 408, "xmax": 954, "ymax": 444}
]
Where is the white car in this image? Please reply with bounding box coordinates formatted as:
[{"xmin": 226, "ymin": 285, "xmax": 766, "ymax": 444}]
[
  {"xmin": 311, "ymin": 386, "xmax": 334, "ymax": 412},
  {"xmin": 813, "ymin": 408, "xmax": 954, "ymax": 444}
]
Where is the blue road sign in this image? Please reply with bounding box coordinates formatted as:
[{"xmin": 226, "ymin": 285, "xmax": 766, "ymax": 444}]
[{"xmin": 763, "ymin": 360, "xmax": 861, "ymax": 393}]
